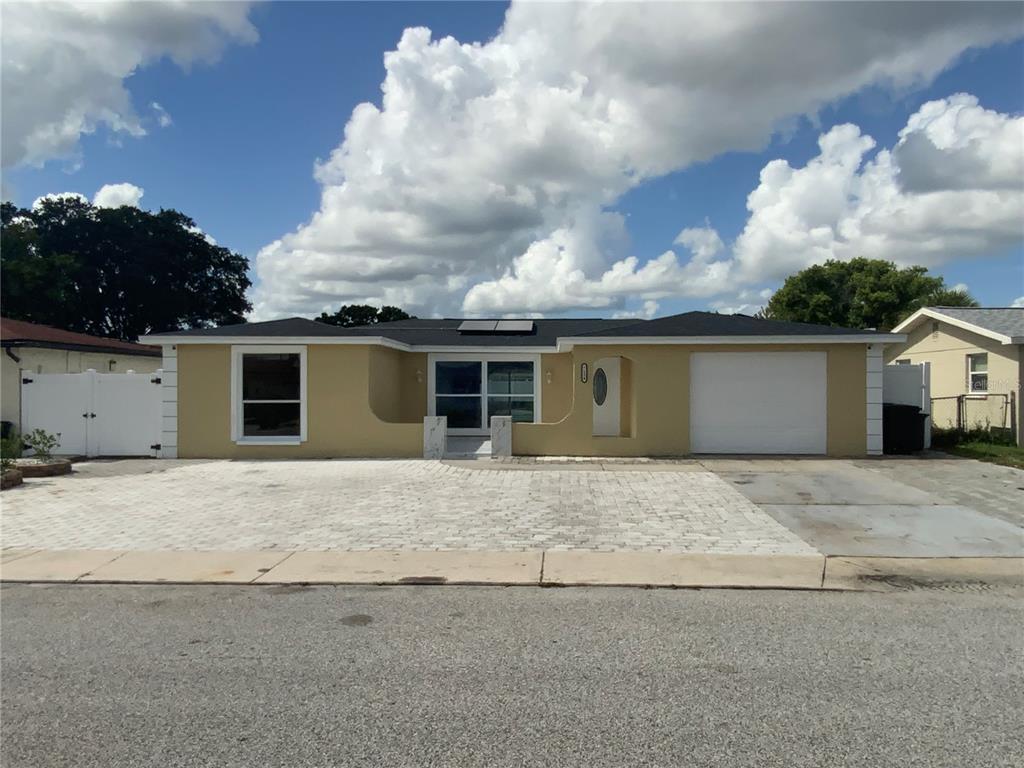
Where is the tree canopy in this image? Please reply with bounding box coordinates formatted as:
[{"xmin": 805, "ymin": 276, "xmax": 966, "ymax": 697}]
[
  {"xmin": 316, "ymin": 304, "xmax": 415, "ymax": 327},
  {"xmin": 760, "ymin": 258, "xmax": 979, "ymax": 330},
  {"xmin": 1, "ymin": 197, "xmax": 251, "ymax": 340}
]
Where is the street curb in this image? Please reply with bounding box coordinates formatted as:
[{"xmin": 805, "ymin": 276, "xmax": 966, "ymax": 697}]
[
  {"xmin": 1, "ymin": 550, "xmax": 1020, "ymax": 591},
  {"xmin": 822, "ymin": 556, "xmax": 1024, "ymax": 591}
]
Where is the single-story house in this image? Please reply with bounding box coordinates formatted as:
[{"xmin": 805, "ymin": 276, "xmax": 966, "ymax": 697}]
[
  {"xmin": 142, "ymin": 311, "xmax": 899, "ymax": 459},
  {"xmin": 1, "ymin": 317, "xmax": 162, "ymax": 433},
  {"xmin": 889, "ymin": 307, "xmax": 1023, "ymax": 443}
]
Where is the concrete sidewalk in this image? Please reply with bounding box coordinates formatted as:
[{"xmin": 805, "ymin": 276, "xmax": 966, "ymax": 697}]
[{"xmin": 2, "ymin": 548, "xmax": 1020, "ymax": 592}]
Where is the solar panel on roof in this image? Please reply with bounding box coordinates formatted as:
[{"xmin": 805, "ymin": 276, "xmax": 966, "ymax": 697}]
[
  {"xmin": 494, "ymin": 320, "xmax": 535, "ymax": 333},
  {"xmin": 457, "ymin": 320, "xmax": 498, "ymax": 333}
]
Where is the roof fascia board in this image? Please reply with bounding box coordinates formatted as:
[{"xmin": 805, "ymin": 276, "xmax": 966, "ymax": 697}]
[
  {"xmin": 139, "ymin": 335, "xmax": 413, "ymax": 351},
  {"xmin": 892, "ymin": 308, "xmax": 1014, "ymax": 344},
  {"xmin": 413, "ymin": 345, "xmax": 556, "ymax": 353},
  {"xmin": 143, "ymin": 333, "xmax": 903, "ymax": 352},
  {"xmin": 557, "ymin": 334, "xmax": 901, "ymax": 351}
]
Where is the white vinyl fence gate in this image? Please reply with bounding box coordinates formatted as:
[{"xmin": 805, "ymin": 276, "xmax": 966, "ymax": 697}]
[{"xmin": 20, "ymin": 370, "xmax": 163, "ymax": 457}]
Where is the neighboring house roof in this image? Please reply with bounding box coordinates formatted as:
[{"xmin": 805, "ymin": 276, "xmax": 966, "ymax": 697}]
[
  {"xmin": 0, "ymin": 317, "xmax": 161, "ymax": 357},
  {"xmin": 142, "ymin": 311, "xmax": 897, "ymax": 350},
  {"xmin": 892, "ymin": 307, "xmax": 1024, "ymax": 345}
]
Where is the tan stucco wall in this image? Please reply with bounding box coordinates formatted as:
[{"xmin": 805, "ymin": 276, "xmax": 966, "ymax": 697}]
[
  {"xmin": 886, "ymin": 320, "xmax": 1021, "ymax": 434},
  {"xmin": 514, "ymin": 344, "xmax": 868, "ymax": 457},
  {"xmin": 175, "ymin": 341, "xmax": 870, "ymax": 458},
  {"xmin": 1, "ymin": 347, "xmax": 161, "ymax": 431},
  {"xmin": 539, "ymin": 353, "xmax": 573, "ymax": 422},
  {"xmin": 177, "ymin": 344, "xmax": 422, "ymax": 458}
]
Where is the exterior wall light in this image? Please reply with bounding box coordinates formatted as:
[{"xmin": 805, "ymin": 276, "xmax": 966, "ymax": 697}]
[
  {"xmin": 545, "ymin": 370, "xmax": 552, "ymax": 385},
  {"xmin": 580, "ymin": 362, "xmax": 588, "ymax": 383}
]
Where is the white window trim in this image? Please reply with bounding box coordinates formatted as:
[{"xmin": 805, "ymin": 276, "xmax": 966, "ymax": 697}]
[
  {"xmin": 427, "ymin": 352, "xmax": 541, "ymax": 436},
  {"xmin": 966, "ymin": 352, "xmax": 988, "ymax": 395},
  {"xmin": 231, "ymin": 345, "xmax": 308, "ymax": 445}
]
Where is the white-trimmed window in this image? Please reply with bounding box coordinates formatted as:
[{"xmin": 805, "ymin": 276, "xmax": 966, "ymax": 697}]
[
  {"xmin": 231, "ymin": 345, "xmax": 307, "ymax": 444},
  {"xmin": 967, "ymin": 353, "xmax": 988, "ymax": 393},
  {"xmin": 428, "ymin": 354, "xmax": 540, "ymax": 435},
  {"xmin": 895, "ymin": 358, "xmax": 911, "ymax": 365}
]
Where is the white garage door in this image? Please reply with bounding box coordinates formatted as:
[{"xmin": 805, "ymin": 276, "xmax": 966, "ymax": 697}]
[{"xmin": 690, "ymin": 351, "xmax": 827, "ymax": 454}]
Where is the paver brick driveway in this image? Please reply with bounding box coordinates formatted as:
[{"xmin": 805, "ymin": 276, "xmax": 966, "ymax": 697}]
[{"xmin": 0, "ymin": 460, "xmax": 816, "ymax": 555}]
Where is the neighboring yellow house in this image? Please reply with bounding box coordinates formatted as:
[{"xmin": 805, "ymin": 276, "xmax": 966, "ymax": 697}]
[
  {"xmin": 889, "ymin": 307, "xmax": 1023, "ymax": 444},
  {"xmin": 1, "ymin": 317, "xmax": 162, "ymax": 434},
  {"xmin": 142, "ymin": 311, "xmax": 900, "ymax": 460}
]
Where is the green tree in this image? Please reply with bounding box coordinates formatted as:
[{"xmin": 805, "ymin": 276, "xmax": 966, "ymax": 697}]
[
  {"xmin": 760, "ymin": 258, "xmax": 979, "ymax": 330},
  {"xmin": 316, "ymin": 304, "xmax": 415, "ymax": 327},
  {"xmin": 1, "ymin": 197, "xmax": 251, "ymax": 340}
]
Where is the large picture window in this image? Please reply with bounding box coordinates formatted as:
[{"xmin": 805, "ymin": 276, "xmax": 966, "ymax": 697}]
[
  {"xmin": 430, "ymin": 356, "xmax": 538, "ymax": 434},
  {"xmin": 232, "ymin": 346, "xmax": 307, "ymax": 443}
]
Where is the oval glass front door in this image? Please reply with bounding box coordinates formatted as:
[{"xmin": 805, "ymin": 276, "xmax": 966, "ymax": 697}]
[{"xmin": 593, "ymin": 367, "xmax": 608, "ymax": 406}]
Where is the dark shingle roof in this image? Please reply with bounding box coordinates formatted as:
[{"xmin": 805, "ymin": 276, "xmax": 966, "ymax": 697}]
[
  {"xmin": 155, "ymin": 317, "xmax": 350, "ymax": 338},
  {"xmin": 147, "ymin": 311, "xmax": 880, "ymax": 347},
  {"xmin": 576, "ymin": 311, "xmax": 871, "ymax": 337}
]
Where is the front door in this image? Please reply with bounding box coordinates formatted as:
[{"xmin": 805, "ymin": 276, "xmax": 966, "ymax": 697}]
[{"xmin": 431, "ymin": 357, "xmax": 537, "ymax": 435}]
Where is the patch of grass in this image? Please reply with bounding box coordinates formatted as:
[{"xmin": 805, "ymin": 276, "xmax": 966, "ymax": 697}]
[{"xmin": 942, "ymin": 441, "xmax": 1024, "ymax": 470}]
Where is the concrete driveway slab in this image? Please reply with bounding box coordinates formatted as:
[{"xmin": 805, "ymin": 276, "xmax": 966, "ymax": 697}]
[
  {"xmin": 0, "ymin": 550, "xmax": 123, "ymax": 581},
  {"xmin": 542, "ymin": 551, "xmax": 825, "ymax": 588},
  {"xmin": 253, "ymin": 550, "xmax": 542, "ymax": 585},
  {"xmin": 855, "ymin": 457, "xmax": 1024, "ymax": 528},
  {"xmin": 721, "ymin": 468, "xmax": 936, "ymax": 505},
  {"xmin": 762, "ymin": 504, "xmax": 1024, "ymax": 557},
  {"xmin": 80, "ymin": 551, "xmax": 292, "ymax": 583}
]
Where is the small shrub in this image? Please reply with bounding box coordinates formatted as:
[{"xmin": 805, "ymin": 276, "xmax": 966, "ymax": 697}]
[
  {"xmin": 22, "ymin": 429, "xmax": 61, "ymax": 461},
  {"xmin": 0, "ymin": 430, "xmax": 22, "ymax": 471}
]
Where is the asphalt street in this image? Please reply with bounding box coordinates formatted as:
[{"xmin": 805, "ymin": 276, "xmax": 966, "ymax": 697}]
[{"xmin": 2, "ymin": 583, "xmax": 1022, "ymax": 767}]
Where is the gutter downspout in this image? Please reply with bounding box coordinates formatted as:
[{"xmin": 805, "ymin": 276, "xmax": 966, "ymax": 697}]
[{"xmin": 4, "ymin": 346, "xmax": 21, "ymax": 364}]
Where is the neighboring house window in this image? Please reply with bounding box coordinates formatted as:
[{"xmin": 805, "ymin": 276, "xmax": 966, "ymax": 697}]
[
  {"xmin": 895, "ymin": 358, "xmax": 911, "ymax": 365},
  {"xmin": 967, "ymin": 353, "xmax": 988, "ymax": 393},
  {"xmin": 232, "ymin": 346, "xmax": 307, "ymax": 443},
  {"xmin": 108, "ymin": 360, "xmax": 117, "ymax": 371}
]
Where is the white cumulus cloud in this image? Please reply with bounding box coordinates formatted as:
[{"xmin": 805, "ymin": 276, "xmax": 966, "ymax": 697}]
[
  {"xmin": 727, "ymin": 93, "xmax": 1024, "ymax": 286},
  {"xmin": 251, "ymin": 1, "xmax": 1021, "ymax": 319},
  {"xmin": 1, "ymin": 1, "xmax": 256, "ymax": 168},
  {"xmin": 93, "ymin": 182, "xmax": 144, "ymax": 208}
]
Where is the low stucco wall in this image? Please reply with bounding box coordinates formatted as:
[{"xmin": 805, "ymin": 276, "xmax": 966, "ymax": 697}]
[
  {"xmin": 514, "ymin": 344, "xmax": 868, "ymax": 457},
  {"xmin": 177, "ymin": 344, "xmax": 423, "ymax": 458}
]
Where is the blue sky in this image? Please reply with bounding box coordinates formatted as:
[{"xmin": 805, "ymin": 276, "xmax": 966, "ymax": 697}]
[{"xmin": 4, "ymin": 1, "xmax": 1023, "ymax": 319}]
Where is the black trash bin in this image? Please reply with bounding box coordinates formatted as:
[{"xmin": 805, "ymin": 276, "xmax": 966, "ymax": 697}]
[
  {"xmin": 882, "ymin": 403, "xmax": 927, "ymax": 454},
  {"xmin": 0, "ymin": 421, "xmax": 12, "ymax": 440}
]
